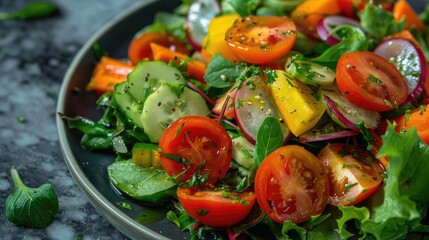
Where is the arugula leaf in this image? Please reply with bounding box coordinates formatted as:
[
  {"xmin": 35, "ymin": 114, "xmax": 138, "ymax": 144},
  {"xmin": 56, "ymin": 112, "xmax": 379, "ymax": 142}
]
[
  {"xmin": 253, "ymin": 117, "xmax": 283, "ymax": 167},
  {"xmin": 311, "ymin": 25, "xmax": 368, "ymax": 66},
  {"xmin": 204, "ymin": 54, "xmax": 247, "ymax": 88},
  {"xmin": 359, "ymin": 4, "xmax": 406, "ymax": 42}
]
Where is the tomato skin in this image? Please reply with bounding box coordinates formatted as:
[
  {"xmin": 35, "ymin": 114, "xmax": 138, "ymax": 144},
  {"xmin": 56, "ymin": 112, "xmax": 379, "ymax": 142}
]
[
  {"xmin": 254, "ymin": 145, "xmax": 329, "ymax": 224},
  {"xmin": 336, "ymin": 51, "xmax": 408, "ymax": 112},
  {"xmin": 318, "ymin": 143, "xmax": 385, "ymax": 206},
  {"xmin": 158, "ymin": 116, "xmax": 232, "ymax": 186},
  {"xmin": 177, "ymin": 187, "xmax": 256, "ymax": 227},
  {"xmin": 128, "ymin": 31, "xmax": 190, "ymax": 65},
  {"xmin": 225, "ymin": 15, "xmax": 297, "ymax": 65}
]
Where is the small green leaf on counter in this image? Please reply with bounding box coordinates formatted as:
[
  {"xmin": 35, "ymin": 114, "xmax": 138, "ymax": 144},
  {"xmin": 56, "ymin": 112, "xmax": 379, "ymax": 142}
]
[
  {"xmin": 0, "ymin": 2, "xmax": 57, "ymax": 20},
  {"xmin": 6, "ymin": 167, "xmax": 59, "ymax": 228},
  {"xmin": 16, "ymin": 115, "xmax": 25, "ymax": 123}
]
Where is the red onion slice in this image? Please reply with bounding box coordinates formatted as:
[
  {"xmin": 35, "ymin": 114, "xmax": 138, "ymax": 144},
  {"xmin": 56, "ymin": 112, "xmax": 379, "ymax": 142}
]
[
  {"xmin": 321, "ymin": 86, "xmax": 381, "ymax": 131},
  {"xmin": 186, "ymin": 0, "xmax": 221, "ymax": 51},
  {"xmin": 373, "ymin": 38, "xmax": 426, "ymax": 103},
  {"xmin": 316, "ymin": 15, "xmax": 364, "ymax": 45},
  {"xmin": 299, "ymin": 129, "xmax": 359, "ymax": 143},
  {"xmin": 324, "ymin": 95, "xmax": 359, "ymax": 131}
]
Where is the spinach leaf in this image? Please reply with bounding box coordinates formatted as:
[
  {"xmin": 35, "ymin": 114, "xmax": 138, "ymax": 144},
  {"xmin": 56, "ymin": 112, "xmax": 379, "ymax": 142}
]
[
  {"xmin": 64, "ymin": 115, "xmax": 114, "ymax": 150},
  {"xmin": 108, "ymin": 160, "xmax": 176, "ymax": 203},
  {"xmin": 6, "ymin": 167, "xmax": 59, "ymax": 228},
  {"xmin": 0, "ymin": 2, "xmax": 57, "ymax": 20},
  {"xmin": 204, "ymin": 54, "xmax": 247, "ymax": 88},
  {"xmin": 359, "ymin": 4, "xmax": 406, "ymax": 42},
  {"xmin": 311, "ymin": 25, "xmax": 368, "ymax": 66},
  {"xmin": 253, "ymin": 117, "xmax": 283, "ymax": 167}
]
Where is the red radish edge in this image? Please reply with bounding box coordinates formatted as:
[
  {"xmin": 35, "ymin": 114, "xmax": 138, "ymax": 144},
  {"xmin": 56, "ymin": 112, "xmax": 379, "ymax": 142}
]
[
  {"xmin": 316, "ymin": 15, "xmax": 363, "ymax": 46},
  {"xmin": 186, "ymin": 81, "xmax": 216, "ymax": 106},
  {"xmin": 324, "ymin": 96, "xmax": 360, "ymax": 131},
  {"xmin": 373, "ymin": 37, "xmax": 427, "ymax": 103}
]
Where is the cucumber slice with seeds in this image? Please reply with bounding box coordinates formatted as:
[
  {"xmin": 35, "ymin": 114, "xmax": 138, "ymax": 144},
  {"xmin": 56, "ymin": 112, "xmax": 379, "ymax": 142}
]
[
  {"xmin": 141, "ymin": 85, "xmax": 210, "ymax": 142},
  {"xmin": 112, "ymin": 81, "xmax": 144, "ymax": 130},
  {"xmin": 127, "ymin": 60, "xmax": 186, "ymax": 104}
]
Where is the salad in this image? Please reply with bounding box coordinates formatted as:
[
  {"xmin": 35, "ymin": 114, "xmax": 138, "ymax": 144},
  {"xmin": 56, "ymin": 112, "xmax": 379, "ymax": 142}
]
[{"xmin": 64, "ymin": 0, "xmax": 429, "ymax": 239}]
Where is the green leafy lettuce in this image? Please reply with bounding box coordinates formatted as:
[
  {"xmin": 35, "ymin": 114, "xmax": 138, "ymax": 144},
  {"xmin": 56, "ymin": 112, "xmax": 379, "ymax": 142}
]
[
  {"xmin": 359, "ymin": 4, "xmax": 406, "ymax": 47},
  {"xmin": 338, "ymin": 124, "xmax": 429, "ymax": 239}
]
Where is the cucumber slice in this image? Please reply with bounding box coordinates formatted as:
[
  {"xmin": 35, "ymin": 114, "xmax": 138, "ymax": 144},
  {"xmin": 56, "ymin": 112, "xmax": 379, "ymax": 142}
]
[
  {"xmin": 287, "ymin": 59, "xmax": 335, "ymax": 87},
  {"xmin": 231, "ymin": 136, "xmax": 255, "ymax": 169},
  {"xmin": 112, "ymin": 81, "xmax": 144, "ymax": 130},
  {"xmin": 127, "ymin": 60, "xmax": 186, "ymax": 103},
  {"xmin": 141, "ymin": 85, "xmax": 210, "ymax": 142}
]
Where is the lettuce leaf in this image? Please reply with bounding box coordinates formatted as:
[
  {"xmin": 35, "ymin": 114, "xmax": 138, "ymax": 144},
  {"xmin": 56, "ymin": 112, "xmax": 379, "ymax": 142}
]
[
  {"xmin": 338, "ymin": 124, "xmax": 429, "ymax": 239},
  {"xmin": 359, "ymin": 4, "xmax": 405, "ymax": 41}
]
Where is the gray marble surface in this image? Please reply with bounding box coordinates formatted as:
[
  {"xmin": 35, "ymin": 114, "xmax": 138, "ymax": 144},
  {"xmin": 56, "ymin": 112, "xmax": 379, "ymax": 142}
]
[{"xmin": 0, "ymin": 0, "xmax": 144, "ymax": 239}]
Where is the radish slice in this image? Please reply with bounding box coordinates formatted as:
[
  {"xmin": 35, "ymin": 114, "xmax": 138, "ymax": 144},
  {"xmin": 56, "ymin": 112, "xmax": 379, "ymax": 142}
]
[
  {"xmin": 234, "ymin": 77, "xmax": 290, "ymax": 144},
  {"xmin": 316, "ymin": 15, "xmax": 364, "ymax": 45},
  {"xmin": 186, "ymin": 0, "xmax": 220, "ymax": 51},
  {"xmin": 373, "ymin": 38, "xmax": 426, "ymax": 103},
  {"xmin": 321, "ymin": 87, "xmax": 381, "ymax": 131}
]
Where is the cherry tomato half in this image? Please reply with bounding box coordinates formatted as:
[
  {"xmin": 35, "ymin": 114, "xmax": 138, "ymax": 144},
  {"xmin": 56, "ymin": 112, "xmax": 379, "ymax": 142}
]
[
  {"xmin": 177, "ymin": 187, "xmax": 256, "ymax": 227},
  {"xmin": 336, "ymin": 51, "xmax": 408, "ymax": 112},
  {"xmin": 128, "ymin": 31, "xmax": 190, "ymax": 65},
  {"xmin": 225, "ymin": 15, "xmax": 297, "ymax": 65},
  {"xmin": 254, "ymin": 145, "xmax": 329, "ymax": 224},
  {"xmin": 158, "ymin": 116, "xmax": 232, "ymax": 186},
  {"xmin": 318, "ymin": 143, "xmax": 385, "ymax": 206}
]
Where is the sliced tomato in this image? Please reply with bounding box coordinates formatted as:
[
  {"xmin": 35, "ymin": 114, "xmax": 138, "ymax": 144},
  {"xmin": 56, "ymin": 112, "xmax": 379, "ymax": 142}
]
[
  {"xmin": 177, "ymin": 187, "xmax": 256, "ymax": 227},
  {"xmin": 128, "ymin": 31, "xmax": 190, "ymax": 65},
  {"xmin": 336, "ymin": 51, "xmax": 408, "ymax": 112},
  {"xmin": 336, "ymin": 0, "xmax": 393, "ymax": 19},
  {"xmin": 254, "ymin": 145, "xmax": 329, "ymax": 224},
  {"xmin": 318, "ymin": 143, "xmax": 385, "ymax": 206},
  {"xmin": 158, "ymin": 116, "xmax": 232, "ymax": 186},
  {"xmin": 225, "ymin": 15, "xmax": 297, "ymax": 65}
]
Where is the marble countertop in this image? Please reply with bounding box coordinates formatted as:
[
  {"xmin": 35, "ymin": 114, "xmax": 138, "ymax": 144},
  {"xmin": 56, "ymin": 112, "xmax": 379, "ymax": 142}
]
[{"xmin": 0, "ymin": 1, "xmax": 144, "ymax": 239}]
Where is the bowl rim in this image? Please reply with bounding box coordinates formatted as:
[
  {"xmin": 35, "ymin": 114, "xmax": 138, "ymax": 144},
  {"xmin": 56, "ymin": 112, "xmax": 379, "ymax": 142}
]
[{"xmin": 56, "ymin": 1, "xmax": 170, "ymax": 239}]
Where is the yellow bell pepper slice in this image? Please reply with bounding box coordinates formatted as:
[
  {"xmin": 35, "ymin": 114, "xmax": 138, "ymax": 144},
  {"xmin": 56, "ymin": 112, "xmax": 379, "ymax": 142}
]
[
  {"xmin": 201, "ymin": 14, "xmax": 241, "ymax": 63},
  {"xmin": 268, "ymin": 70, "xmax": 325, "ymax": 136},
  {"xmin": 132, "ymin": 143, "xmax": 162, "ymax": 168}
]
